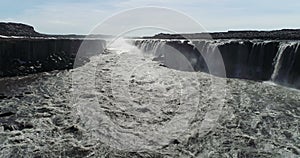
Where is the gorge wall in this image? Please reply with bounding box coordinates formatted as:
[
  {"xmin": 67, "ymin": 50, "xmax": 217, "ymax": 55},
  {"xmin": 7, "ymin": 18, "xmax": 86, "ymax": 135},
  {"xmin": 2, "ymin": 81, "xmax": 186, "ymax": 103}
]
[
  {"xmin": 1, "ymin": 22, "xmax": 300, "ymax": 89},
  {"xmin": 135, "ymin": 39, "xmax": 300, "ymax": 89},
  {"xmin": 0, "ymin": 38, "xmax": 106, "ymax": 77},
  {"xmin": 0, "ymin": 23, "xmax": 106, "ymax": 77}
]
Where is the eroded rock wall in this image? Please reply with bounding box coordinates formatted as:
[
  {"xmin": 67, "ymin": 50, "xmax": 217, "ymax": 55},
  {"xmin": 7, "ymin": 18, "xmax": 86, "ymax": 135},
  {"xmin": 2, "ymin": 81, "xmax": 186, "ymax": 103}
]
[{"xmin": 0, "ymin": 38, "xmax": 106, "ymax": 77}]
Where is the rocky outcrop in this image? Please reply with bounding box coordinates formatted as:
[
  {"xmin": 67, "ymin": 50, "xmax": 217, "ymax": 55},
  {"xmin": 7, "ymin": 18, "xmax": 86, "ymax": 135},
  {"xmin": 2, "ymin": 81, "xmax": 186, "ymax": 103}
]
[
  {"xmin": 146, "ymin": 29, "xmax": 300, "ymax": 40},
  {"xmin": 135, "ymin": 40, "xmax": 300, "ymax": 89},
  {"xmin": 0, "ymin": 22, "xmax": 42, "ymax": 37}
]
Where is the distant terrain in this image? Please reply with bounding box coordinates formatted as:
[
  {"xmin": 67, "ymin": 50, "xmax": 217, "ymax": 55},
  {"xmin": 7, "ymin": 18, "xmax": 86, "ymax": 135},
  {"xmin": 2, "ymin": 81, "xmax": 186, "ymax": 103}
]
[
  {"xmin": 1, "ymin": 22, "xmax": 300, "ymax": 40},
  {"xmin": 144, "ymin": 30, "xmax": 300, "ymax": 40},
  {"xmin": 0, "ymin": 22, "xmax": 111, "ymax": 39}
]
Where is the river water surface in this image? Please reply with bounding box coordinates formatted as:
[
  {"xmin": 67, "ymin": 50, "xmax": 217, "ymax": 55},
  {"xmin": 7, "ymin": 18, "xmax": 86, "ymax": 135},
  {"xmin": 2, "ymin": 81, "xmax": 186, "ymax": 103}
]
[{"xmin": 0, "ymin": 44, "xmax": 299, "ymax": 157}]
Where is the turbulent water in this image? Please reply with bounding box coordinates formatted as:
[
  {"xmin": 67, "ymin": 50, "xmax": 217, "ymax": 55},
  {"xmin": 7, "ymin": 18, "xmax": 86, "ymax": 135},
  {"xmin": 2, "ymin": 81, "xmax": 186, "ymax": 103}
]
[
  {"xmin": 0, "ymin": 40, "xmax": 300, "ymax": 158},
  {"xmin": 135, "ymin": 39, "xmax": 300, "ymax": 89}
]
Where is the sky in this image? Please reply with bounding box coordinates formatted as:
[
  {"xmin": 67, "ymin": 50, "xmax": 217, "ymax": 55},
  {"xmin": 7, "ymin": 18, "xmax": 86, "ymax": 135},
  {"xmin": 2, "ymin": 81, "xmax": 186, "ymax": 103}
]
[{"xmin": 0, "ymin": 0, "xmax": 299, "ymax": 35}]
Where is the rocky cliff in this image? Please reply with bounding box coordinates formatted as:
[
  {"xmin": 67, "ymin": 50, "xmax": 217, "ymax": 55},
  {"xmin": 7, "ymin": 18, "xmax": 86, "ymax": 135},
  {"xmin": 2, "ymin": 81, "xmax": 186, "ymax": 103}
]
[
  {"xmin": 1, "ymin": 22, "xmax": 300, "ymax": 88},
  {"xmin": 0, "ymin": 23, "xmax": 106, "ymax": 77},
  {"xmin": 0, "ymin": 22, "xmax": 42, "ymax": 37},
  {"xmin": 0, "ymin": 38, "xmax": 105, "ymax": 77}
]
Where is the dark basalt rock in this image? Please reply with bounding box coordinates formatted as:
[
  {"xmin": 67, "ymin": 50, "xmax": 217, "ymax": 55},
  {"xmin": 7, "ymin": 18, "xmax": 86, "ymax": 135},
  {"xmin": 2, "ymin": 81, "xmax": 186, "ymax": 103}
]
[
  {"xmin": 0, "ymin": 22, "xmax": 42, "ymax": 37},
  {"xmin": 146, "ymin": 29, "xmax": 300, "ymax": 40},
  {"xmin": 0, "ymin": 38, "xmax": 105, "ymax": 77},
  {"xmin": 0, "ymin": 23, "xmax": 106, "ymax": 77}
]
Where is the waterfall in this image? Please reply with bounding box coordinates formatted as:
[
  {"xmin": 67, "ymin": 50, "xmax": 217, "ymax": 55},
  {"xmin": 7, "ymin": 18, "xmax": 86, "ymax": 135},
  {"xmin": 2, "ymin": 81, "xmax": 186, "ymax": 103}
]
[
  {"xmin": 135, "ymin": 40, "xmax": 166, "ymax": 57},
  {"xmin": 134, "ymin": 39, "xmax": 300, "ymax": 89},
  {"xmin": 271, "ymin": 43, "xmax": 289, "ymax": 81},
  {"xmin": 271, "ymin": 42, "xmax": 299, "ymax": 82},
  {"xmin": 286, "ymin": 43, "xmax": 300, "ymax": 77},
  {"xmin": 194, "ymin": 40, "xmax": 225, "ymax": 75},
  {"xmin": 136, "ymin": 39, "xmax": 233, "ymax": 75}
]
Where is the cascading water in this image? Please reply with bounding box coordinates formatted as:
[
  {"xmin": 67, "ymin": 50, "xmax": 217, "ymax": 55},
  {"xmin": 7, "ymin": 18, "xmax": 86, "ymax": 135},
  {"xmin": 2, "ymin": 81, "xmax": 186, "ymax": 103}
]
[
  {"xmin": 270, "ymin": 42, "xmax": 300, "ymax": 86},
  {"xmin": 134, "ymin": 39, "xmax": 300, "ymax": 89},
  {"xmin": 135, "ymin": 40, "xmax": 167, "ymax": 57},
  {"xmin": 271, "ymin": 43, "xmax": 291, "ymax": 81}
]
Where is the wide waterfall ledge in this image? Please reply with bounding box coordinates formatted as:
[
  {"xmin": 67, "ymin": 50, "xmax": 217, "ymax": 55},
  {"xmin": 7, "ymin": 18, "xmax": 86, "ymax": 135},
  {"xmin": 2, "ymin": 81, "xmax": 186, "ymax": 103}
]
[{"xmin": 134, "ymin": 39, "xmax": 300, "ymax": 89}]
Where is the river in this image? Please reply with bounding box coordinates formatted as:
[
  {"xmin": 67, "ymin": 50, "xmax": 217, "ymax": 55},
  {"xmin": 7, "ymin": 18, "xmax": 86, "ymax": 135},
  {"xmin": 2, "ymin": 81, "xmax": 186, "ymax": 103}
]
[{"xmin": 0, "ymin": 41, "xmax": 299, "ymax": 157}]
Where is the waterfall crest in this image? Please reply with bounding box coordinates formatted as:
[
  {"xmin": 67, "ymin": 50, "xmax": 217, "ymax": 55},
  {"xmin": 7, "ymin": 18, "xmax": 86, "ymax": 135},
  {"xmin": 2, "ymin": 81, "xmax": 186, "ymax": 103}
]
[{"xmin": 134, "ymin": 39, "xmax": 300, "ymax": 89}]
